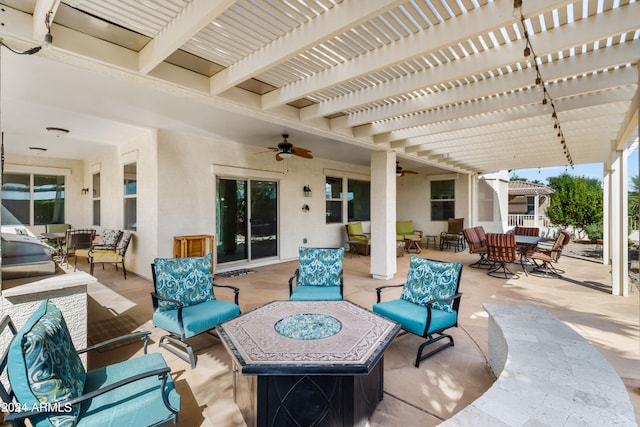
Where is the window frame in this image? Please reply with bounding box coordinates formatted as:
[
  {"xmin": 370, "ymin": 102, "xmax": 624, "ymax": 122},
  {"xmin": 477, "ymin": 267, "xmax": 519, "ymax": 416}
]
[
  {"xmin": 325, "ymin": 174, "xmax": 371, "ymax": 224},
  {"xmin": 1, "ymin": 171, "xmax": 66, "ymax": 226},
  {"xmin": 123, "ymin": 163, "xmax": 137, "ymax": 231},
  {"xmin": 430, "ymin": 179, "xmax": 456, "ymax": 222}
]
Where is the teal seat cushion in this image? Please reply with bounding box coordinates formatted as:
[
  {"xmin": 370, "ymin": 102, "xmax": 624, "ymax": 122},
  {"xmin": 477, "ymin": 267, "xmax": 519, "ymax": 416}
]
[
  {"xmin": 153, "ymin": 253, "xmax": 215, "ymax": 311},
  {"xmin": 297, "ymin": 247, "xmax": 344, "ymax": 287},
  {"xmin": 400, "ymin": 256, "xmax": 462, "ymax": 312},
  {"xmin": 78, "ymin": 353, "xmax": 180, "ymax": 427},
  {"xmin": 290, "ymin": 286, "xmax": 342, "ymax": 301},
  {"xmin": 153, "ymin": 299, "xmax": 240, "ymax": 339},
  {"xmin": 373, "ymin": 299, "xmax": 457, "ymax": 337},
  {"xmin": 8, "ymin": 300, "xmax": 86, "ymax": 427}
]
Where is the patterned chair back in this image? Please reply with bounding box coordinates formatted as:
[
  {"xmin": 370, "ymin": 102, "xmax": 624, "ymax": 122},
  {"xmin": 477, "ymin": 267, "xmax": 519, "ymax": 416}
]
[
  {"xmin": 486, "ymin": 233, "xmax": 517, "ymax": 263},
  {"xmin": 297, "ymin": 247, "xmax": 344, "ymax": 287},
  {"xmin": 400, "ymin": 256, "xmax": 463, "ymax": 313}
]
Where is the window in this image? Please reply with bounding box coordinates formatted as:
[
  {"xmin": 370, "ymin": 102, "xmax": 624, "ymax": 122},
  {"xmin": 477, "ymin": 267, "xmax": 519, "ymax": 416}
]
[
  {"xmin": 347, "ymin": 179, "xmax": 370, "ymax": 221},
  {"xmin": 325, "ymin": 177, "xmax": 342, "ymax": 223},
  {"xmin": 123, "ymin": 163, "xmax": 137, "ymax": 231},
  {"xmin": 430, "ymin": 179, "xmax": 455, "ymax": 221},
  {"xmin": 92, "ymin": 172, "xmax": 101, "ymax": 226},
  {"xmin": 526, "ymin": 196, "xmax": 535, "ymax": 215},
  {"xmin": 1, "ymin": 173, "xmax": 65, "ymax": 225}
]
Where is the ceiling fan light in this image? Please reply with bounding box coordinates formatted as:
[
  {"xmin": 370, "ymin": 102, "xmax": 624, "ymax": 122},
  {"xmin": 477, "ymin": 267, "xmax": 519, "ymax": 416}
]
[{"xmin": 279, "ymin": 152, "xmax": 292, "ymax": 159}]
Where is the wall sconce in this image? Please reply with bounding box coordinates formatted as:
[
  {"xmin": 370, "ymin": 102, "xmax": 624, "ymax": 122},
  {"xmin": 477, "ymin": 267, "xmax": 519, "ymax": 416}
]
[
  {"xmin": 302, "ymin": 204, "xmax": 310, "ymax": 212},
  {"xmin": 81, "ymin": 188, "xmax": 89, "ymax": 195},
  {"xmin": 303, "ymin": 185, "xmax": 312, "ymax": 197}
]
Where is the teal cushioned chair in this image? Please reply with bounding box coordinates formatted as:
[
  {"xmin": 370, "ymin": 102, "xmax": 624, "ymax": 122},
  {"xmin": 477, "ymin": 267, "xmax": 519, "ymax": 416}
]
[
  {"xmin": 373, "ymin": 255, "xmax": 463, "ymax": 367},
  {"xmin": 1, "ymin": 300, "xmax": 180, "ymax": 427},
  {"xmin": 289, "ymin": 247, "xmax": 344, "ymax": 301},
  {"xmin": 151, "ymin": 253, "xmax": 241, "ymax": 368}
]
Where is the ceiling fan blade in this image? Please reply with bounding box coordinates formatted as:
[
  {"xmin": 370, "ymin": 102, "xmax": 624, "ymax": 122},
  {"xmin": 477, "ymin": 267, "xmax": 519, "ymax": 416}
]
[
  {"xmin": 404, "ymin": 170, "xmax": 418, "ymax": 174},
  {"xmin": 292, "ymin": 147, "xmax": 313, "ymax": 159},
  {"xmin": 275, "ymin": 153, "xmax": 285, "ymax": 161}
]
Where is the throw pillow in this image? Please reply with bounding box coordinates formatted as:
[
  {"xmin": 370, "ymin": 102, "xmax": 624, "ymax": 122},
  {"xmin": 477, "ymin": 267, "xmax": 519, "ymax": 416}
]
[
  {"xmin": 400, "ymin": 255, "xmax": 461, "ymax": 312},
  {"xmin": 8, "ymin": 300, "xmax": 85, "ymax": 427}
]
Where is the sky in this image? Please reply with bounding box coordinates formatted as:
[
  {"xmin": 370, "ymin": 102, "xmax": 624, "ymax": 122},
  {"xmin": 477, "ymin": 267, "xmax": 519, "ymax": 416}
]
[{"xmin": 510, "ymin": 145, "xmax": 639, "ymax": 186}]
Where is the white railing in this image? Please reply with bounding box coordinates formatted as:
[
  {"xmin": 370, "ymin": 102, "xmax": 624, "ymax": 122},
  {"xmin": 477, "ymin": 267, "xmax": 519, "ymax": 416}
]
[{"xmin": 507, "ymin": 214, "xmax": 552, "ymax": 229}]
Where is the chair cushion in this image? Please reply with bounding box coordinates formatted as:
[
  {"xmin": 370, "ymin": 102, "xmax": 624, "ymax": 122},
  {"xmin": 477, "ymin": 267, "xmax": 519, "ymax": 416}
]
[
  {"xmin": 373, "ymin": 299, "xmax": 458, "ymax": 337},
  {"xmin": 290, "ymin": 286, "xmax": 342, "ymax": 301},
  {"xmin": 8, "ymin": 300, "xmax": 86, "ymax": 427},
  {"xmin": 153, "ymin": 253, "xmax": 215, "ymax": 311},
  {"xmin": 396, "ymin": 221, "xmax": 414, "ymax": 235},
  {"xmin": 153, "ymin": 299, "xmax": 240, "ymax": 339},
  {"xmin": 116, "ymin": 231, "xmax": 133, "ymax": 254},
  {"xmin": 297, "ymin": 247, "xmax": 344, "ymax": 287},
  {"xmin": 346, "ymin": 222, "xmax": 364, "ymax": 236},
  {"xmin": 98, "ymin": 229, "xmax": 121, "ymax": 247},
  {"xmin": 400, "ymin": 255, "xmax": 462, "ymax": 312},
  {"xmin": 90, "ymin": 249, "xmax": 122, "ymax": 263},
  {"xmin": 79, "ymin": 353, "xmax": 180, "ymax": 427}
]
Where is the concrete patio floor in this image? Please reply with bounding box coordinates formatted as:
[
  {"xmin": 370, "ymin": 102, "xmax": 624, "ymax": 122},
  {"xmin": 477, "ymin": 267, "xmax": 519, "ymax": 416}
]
[{"xmin": 81, "ymin": 245, "xmax": 639, "ymax": 426}]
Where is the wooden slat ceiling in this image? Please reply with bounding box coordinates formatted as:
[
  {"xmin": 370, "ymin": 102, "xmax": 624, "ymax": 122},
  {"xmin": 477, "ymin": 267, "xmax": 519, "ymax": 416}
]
[{"xmin": 2, "ymin": 0, "xmax": 638, "ymax": 173}]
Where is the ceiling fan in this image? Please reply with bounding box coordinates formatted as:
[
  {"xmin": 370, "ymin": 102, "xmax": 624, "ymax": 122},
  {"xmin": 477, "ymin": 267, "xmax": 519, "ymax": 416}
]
[
  {"xmin": 268, "ymin": 134, "xmax": 313, "ymax": 161},
  {"xmin": 396, "ymin": 161, "xmax": 418, "ymax": 177}
]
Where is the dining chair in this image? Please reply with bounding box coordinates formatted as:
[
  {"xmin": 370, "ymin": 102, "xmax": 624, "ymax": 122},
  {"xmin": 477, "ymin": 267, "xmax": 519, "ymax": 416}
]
[
  {"xmin": 485, "ymin": 233, "xmax": 519, "ymax": 279},
  {"xmin": 524, "ymin": 231, "xmax": 570, "ymax": 277},
  {"xmin": 462, "ymin": 226, "xmax": 490, "ymax": 268},
  {"xmin": 440, "ymin": 218, "xmax": 465, "ymax": 252},
  {"xmin": 63, "ymin": 229, "xmax": 96, "ymax": 269}
]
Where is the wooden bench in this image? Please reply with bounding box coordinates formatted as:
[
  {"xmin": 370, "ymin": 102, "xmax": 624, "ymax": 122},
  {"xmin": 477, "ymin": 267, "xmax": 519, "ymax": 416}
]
[{"xmin": 442, "ymin": 304, "xmax": 636, "ymax": 426}]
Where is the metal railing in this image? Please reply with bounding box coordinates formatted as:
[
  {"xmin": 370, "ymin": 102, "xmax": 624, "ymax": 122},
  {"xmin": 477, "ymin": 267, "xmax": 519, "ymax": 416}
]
[{"xmin": 507, "ymin": 214, "xmax": 552, "ymax": 229}]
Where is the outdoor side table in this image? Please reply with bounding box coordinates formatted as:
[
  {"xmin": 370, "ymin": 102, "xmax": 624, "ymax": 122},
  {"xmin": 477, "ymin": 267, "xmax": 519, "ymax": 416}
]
[{"xmin": 217, "ymin": 300, "xmax": 400, "ymax": 427}]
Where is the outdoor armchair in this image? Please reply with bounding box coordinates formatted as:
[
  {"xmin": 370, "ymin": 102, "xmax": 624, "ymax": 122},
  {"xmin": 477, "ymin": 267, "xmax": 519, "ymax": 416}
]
[
  {"xmin": 345, "ymin": 222, "xmax": 371, "ymax": 255},
  {"xmin": 63, "ymin": 229, "xmax": 95, "ymax": 270},
  {"xmin": 373, "ymin": 255, "xmax": 463, "ymax": 367},
  {"xmin": 78, "ymin": 230, "xmax": 133, "ymax": 279},
  {"xmin": 486, "ymin": 233, "xmax": 519, "ymax": 279},
  {"xmin": 151, "ymin": 252, "xmax": 240, "ymax": 368},
  {"xmin": 289, "ymin": 246, "xmax": 344, "ymax": 301},
  {"xmin": 514, "ymin": 226, "xmax": 540, "ymax": 237},
  {"xmin": 525, "ymin": 231, "xmax": 570, "ymax": 277},
  {"xmin": 462, "ymin": 226, "xmax": 490, "ymax": 268},
  {"xmin": 440, "ymin": 218, "xmax": 465, "ymax": 252},
  {"xmin": 1, "ymin": 300, "xmax": 180, "ymax": 427},
  {"xmin": 396, "ymin": 220, "xmax": 423, "ymax": 241}
]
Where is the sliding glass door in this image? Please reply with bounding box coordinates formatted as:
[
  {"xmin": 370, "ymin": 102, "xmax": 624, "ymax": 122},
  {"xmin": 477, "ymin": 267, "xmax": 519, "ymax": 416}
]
[{"xmin": 216, "ymin": 178, "xmax": 278, "ymax": 264}]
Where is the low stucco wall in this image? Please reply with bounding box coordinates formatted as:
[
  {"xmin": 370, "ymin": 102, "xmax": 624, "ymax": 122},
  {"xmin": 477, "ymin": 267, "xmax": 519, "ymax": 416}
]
[{"xmin": 1, "ymin": 272, "xmax": 96, "ymax": 366}]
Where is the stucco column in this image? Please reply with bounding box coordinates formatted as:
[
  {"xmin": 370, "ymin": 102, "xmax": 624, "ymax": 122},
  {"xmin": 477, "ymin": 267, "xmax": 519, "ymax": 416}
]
[{"xmin": 370, "ymin": 151, "xmax": 396, "ymax": 280}]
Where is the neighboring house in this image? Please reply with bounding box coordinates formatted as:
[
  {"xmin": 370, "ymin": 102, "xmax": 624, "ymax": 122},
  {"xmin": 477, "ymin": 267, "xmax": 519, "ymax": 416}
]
[{"xmin": 507, "ymin": 181, "xmax": 554, "ymax": 229}]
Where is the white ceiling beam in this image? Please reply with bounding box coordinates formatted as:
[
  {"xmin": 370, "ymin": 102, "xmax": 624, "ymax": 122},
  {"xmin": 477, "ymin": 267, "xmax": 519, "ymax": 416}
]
[
  {"xmin": 331, "ymin": 3, "xmax": 639, "ymax": 130},
  {"xmin": 138, "ymin": 0, "xmax": 235, "ymax": 74},
  {"xmin": 401, "ymin": 104, "xmax": 627, "ymax": 153},
  {"xmin": 33, "ymin": 0, "xmax": 60, "ymax": 43},
  {"xmin": 209, "ymin": 0, "xmax": 403, "ymax": 95},
  {"xmin": 389, "ymin": 70, "xmax": 637, "ymax": 148},
  {"xmin": 388, "ymin": 96, "xmax": 630, "ymax": 151},
  {"xmin": 263, "ymin": 0, "xmax": 569, "ymax": 111},
  {"xmin": 357, "ymin": 40, "xmax": 639, "ymax": 138}
]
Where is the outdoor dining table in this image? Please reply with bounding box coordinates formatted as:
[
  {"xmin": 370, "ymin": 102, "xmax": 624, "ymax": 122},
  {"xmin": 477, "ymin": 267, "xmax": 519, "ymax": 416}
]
[{"xmin": 515, "ymin": 234, "xmax": 542, "ymax": 270}]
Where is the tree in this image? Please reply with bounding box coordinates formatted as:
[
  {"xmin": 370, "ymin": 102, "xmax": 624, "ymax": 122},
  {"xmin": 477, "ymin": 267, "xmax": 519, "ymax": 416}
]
[
  {"xmin": 629, "ymin": 175, "xmax": 639, "ymax": 223},
  {"xmin": 546, "ymin": 174, "xmax": 603, "ymax": 230}
]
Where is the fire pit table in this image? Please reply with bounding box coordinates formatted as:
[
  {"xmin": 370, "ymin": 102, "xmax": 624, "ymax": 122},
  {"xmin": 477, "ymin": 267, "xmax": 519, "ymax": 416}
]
[{"xmin": 217, "ymin": 300, "xmax": 400, "ymax": 427}]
